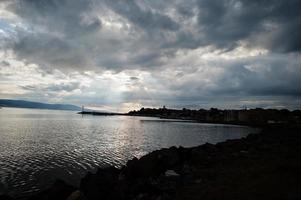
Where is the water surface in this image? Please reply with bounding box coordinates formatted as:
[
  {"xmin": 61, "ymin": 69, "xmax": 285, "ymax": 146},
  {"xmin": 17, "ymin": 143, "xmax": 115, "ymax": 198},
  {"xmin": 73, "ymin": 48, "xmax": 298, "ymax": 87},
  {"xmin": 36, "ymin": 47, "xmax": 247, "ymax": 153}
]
[{"xmin": 0, "ymin": 108, "xmax": 258, "ymax": 197}]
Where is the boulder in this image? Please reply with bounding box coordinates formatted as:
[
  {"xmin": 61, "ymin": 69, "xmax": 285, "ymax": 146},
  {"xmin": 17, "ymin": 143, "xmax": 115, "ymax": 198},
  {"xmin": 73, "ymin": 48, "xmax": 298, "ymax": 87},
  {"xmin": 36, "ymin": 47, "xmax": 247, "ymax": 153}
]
[
  {"xmin": 124, "ymin": 147, "xmax": 182, "ymax": 179},
  {"xmin": 80, "ymin": 166, "xmax": 120, "ymax": 200},
  {"xmin": 0, "ymin": 195, "xmax": 14, "ymax": 200},
  {"xmin": 27, "ymin": 179, "xmax": 76, "ymax": 200},
  {"xmin": 66, "ymin": 190, "xmax": 86, "ymax": 200},
  {"xmin": 164, "ymin": 170, "xmax": 179, "ymax": 177}
]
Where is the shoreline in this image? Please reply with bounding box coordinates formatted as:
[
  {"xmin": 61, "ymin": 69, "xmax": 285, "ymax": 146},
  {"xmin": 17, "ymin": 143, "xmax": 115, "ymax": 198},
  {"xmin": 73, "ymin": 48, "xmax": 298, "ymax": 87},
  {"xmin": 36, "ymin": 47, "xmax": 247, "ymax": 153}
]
[
  {"xmin": 2, "ymin": 125, "xmax": 300, "ymax": 200},
  {"xmin": 79, "ymin": 112, "xmax": 263, "ymax": 128},
  {"xmin": 79, "ymin": 110, "xmax": 299, "ymax": 129}
]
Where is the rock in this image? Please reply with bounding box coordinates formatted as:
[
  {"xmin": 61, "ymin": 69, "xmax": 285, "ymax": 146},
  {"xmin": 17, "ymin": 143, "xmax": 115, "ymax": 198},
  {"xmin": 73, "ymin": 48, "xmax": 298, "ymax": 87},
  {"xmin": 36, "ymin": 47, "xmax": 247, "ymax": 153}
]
[
  {"xmin": 194, "ymin": 178, "xmax": 202, "ymax": 184},
  {"xmin": 80, "ymin": 166, "xmax": 120, "ymax": 200},
  {"xmin": 66, "ymin": 190, "xmax": 86, "ymax": 200},
  {"xmin": 159, "ymin": 147, "xmax": 181, "ymax": 168},
  {"xmin": 164, "ymin": 170, "xmax": 179, "ymax": 177},
  {"xmin": 0, "ymin": 195, "xmax": 14, "ymax": 200},
  {"xmin": 189, "ymin": 147, "xmax": 207, "ymax": 165},
  {"xmin": 124, "ymin": 153, "xmax": 164, "ymax": 179},
  {"xmin": 202, "ymin": 143, "xmax": 218, "ymax": 153},
  {"xmin": 124, "ymin": 146, "xmax": 183, "ymax": 179},
  {"xmin": 27, "ymin": 179, "xmax": 76, "ymax": 200}
]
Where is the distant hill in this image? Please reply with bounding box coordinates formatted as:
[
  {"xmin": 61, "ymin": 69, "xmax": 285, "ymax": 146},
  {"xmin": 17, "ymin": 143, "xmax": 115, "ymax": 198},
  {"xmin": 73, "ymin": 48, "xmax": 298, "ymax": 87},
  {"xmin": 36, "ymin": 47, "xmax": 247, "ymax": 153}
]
[{"xmin": 0, "ymin": 99, "xmax": 81, "ymax": 111}]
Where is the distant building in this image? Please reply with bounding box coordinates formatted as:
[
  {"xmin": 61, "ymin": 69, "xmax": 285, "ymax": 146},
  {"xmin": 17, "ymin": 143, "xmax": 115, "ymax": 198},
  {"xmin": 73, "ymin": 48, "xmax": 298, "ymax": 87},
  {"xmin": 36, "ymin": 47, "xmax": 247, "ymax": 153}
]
[
  {"xmin": 224, "ymin": 110, "xmax": 239, "ymax": 122},
  {"xmin": 238, "ymin": 110, "xmax": 249, "ymax": 122}
]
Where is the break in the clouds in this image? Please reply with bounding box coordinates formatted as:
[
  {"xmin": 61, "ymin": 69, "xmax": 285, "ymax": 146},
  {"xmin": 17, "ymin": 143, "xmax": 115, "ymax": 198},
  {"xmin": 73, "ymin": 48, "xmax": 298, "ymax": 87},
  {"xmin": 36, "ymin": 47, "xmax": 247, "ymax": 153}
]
[{"xmin": 0, "ymin": 0, "xmax": 301, "ymax": 111}]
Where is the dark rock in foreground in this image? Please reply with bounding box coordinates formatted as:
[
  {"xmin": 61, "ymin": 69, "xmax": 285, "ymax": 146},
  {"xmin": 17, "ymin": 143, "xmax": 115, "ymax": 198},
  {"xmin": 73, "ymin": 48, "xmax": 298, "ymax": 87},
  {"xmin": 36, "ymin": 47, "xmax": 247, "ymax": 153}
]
[
  {"xmin": 0, "ymin": 195, "xmax": 14, "ymax": 200},
  {"xmin": 8, "ymin": 126, "xmax": 301, "ymax": 200},
  {"xmin": 26, "ymin": 180, "xmax": 76, "ymax": 200}
]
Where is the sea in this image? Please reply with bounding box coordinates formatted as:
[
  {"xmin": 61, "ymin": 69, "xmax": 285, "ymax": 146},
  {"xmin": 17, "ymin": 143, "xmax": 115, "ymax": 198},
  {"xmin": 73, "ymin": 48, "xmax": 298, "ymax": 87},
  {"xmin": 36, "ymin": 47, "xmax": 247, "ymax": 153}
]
[{"xmin": 0, "ymin": 107, "xmax": 258, "ymax": 197}]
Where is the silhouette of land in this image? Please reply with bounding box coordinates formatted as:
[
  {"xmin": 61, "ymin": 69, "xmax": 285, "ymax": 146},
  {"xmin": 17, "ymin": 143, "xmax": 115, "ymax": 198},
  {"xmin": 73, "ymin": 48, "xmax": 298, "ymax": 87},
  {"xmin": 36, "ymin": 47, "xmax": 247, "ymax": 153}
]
[
  {"xmin": 81, "ymin": 106, "xmax": 301, "ymax": 126},
  {"xmin": 128, "ymin": 107, "xmax": 301, "ymax": 126},
  {"xmin": 78, "ymin": 111, "xmax": 124, "ymax": 116},
  {"xmin": 0, "ymin": 99, "xmax": 81, "ymax": 111}
]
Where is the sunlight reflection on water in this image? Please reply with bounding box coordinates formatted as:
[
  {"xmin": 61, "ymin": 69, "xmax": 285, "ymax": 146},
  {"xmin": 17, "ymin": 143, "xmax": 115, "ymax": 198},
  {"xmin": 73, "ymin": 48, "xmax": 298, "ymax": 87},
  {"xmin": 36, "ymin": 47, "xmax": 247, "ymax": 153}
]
[{"xmin": 0, "ymin": 107, "xmax": 259, "ymax": 197}]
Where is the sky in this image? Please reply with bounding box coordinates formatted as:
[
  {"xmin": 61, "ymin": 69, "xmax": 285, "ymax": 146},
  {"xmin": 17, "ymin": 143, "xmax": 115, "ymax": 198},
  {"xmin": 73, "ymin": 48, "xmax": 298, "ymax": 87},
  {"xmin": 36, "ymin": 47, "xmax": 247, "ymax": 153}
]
[{"xmin": 0, "ymin": 0, "xmax": 301, "ymax": 112}]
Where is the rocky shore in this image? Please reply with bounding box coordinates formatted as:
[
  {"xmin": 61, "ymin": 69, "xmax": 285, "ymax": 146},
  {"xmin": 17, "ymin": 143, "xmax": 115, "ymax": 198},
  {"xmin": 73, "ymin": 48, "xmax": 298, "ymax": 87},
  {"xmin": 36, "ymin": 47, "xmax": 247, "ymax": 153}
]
[{"xmin": 1, "ymin": 125, "xmax": 301, "ymax": 200}]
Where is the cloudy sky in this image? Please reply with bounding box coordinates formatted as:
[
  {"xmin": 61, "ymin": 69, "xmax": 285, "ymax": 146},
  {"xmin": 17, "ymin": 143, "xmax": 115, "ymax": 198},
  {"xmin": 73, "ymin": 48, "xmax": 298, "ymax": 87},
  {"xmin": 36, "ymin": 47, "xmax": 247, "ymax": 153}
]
[{"xmin": 0, "ymin": 0, "xmax": 301, "ymax": 111}]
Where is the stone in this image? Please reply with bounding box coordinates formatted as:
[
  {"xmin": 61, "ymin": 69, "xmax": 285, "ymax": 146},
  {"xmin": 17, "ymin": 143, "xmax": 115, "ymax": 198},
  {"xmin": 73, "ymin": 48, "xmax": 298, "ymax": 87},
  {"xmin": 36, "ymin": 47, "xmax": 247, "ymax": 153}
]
[
  {"xmin": 0, "ymin": 195, "xmax": 14, "ymax": 200},
  {"xmin": 27, "ymin": 179, "xmax": 76, "ymax": 200},
  {"xmin": 164, "ymin": 170, "xmax": 179, "ymax": 177},
  {"xmin": 80, "ymin": 166, "xmax": 120, "ymax": 200},
  {"xmin": 66, "ymin": 190, "xmax": 86, "ymax": 200}
]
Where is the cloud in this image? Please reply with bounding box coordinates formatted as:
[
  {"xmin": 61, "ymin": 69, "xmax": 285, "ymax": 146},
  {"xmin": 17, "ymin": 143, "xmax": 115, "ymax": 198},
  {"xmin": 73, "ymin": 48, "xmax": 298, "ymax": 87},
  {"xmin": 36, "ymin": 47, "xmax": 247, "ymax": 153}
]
[
  {"xmin": 1, "ymin": 0, "xmax": 301, "ymax": 110},
  {"xmin": 103, "ymin": 0, "xmax": 179, "ymax": 31},
  {"xmin": 130, "ymin": 76, "xmax": 139, "ymax": 81},
  {"xmin": 193, "ymin": 0, "xmax": 301, "ymax": 52},
  {"xmin": 20, "ymin": 82, "xmax": 81, "ymax": 93},
  {"xmin": 2, "ymin": 0, "xmax": 301, "ymax": 71}
]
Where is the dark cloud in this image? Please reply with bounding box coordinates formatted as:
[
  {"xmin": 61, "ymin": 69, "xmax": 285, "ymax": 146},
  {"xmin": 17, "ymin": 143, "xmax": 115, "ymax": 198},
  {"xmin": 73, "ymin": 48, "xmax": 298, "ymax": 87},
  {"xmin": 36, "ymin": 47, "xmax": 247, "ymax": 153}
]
[
  {"xmin": 19, "ymin": 85, "xmax": 37, "ymax": 91},
  {"xmin": 176, "ymin": 3, "xmax": 195, "ymax": 18},
  {"xmin": 201, "ymin": 56, "xmax": 300, "ymax": 99},
  {"xmin": 20, "ymin": 82, "xmax": 81, "ymax": 93},
  {"xmin": 1, "ymin": 61, "xmax": 10, "ymax": 66},
  {"xmin": 10, "ymin": 0, "xmax": 101, "ymax": 37},
  {"xmin": 160, "ymin": 0, "xmax": 301, "ymax": 53},
  {"xmin": 212, "ymin": 59, "xmax": 301, "ymax": 97},
  {"xmin": 4, "ymin": 0, "xmax": 301, "ymax": 71},
  {"xmin": 1, "ymin": 0, "xmax": 301, "ymax": 109},
  {"xmin": 13, "ymin": 33, "xmax": 89, "ymax": 69},
  {"xmin": 45, "ymin": 82, "xmax": 81, "ymax": 92},
  {"xmin": 130, "ymin": 76, "xmax": 139, "ymax": 81},
  {"xmin": 103, "ymin": 0, "xmax": 179, "ymax": 31},
  {"xmin": 194, "ymin": 0, "xmax": 301, "ymax": 52},
  {"xmin": 7, "ymin": 0, "xmax": 101, "ymax": 69}
]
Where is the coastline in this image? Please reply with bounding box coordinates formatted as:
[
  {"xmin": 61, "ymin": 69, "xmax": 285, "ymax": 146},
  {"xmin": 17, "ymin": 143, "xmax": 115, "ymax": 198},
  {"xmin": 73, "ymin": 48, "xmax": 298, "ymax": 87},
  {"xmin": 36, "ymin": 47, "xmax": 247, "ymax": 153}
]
[
  {"xmin": 2, "ymin": 125, "xmax": 300, "ymax": 200},
  {"xmin": 78, "ymin": 111, "xmax": 261, "ymax": 128},
  {"xmin": 79, "ymin": 107, "xmax": 301, "ymax": 129}
]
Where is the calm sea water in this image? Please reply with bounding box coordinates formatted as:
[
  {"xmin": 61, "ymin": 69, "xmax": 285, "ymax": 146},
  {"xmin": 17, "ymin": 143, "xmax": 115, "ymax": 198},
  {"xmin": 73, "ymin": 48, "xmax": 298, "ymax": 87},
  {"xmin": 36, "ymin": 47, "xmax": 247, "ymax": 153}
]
[{"xmin": 0, "ymin": 107, "xmax": 258, "ymax": 197}]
